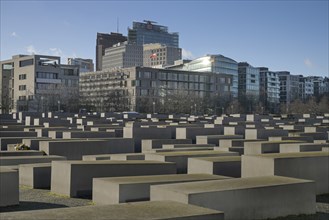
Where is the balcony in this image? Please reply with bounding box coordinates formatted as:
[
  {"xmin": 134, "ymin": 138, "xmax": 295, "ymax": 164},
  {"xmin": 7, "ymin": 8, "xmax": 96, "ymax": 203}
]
[{"xmin": 36, "ymin": 78, "xmax": 61, "ymax": 84}]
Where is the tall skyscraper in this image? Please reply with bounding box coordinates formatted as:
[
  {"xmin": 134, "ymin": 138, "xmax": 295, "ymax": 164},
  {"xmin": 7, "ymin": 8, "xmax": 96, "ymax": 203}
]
[
  {"xmin": 128, "ymin": 20, "xmax": 179, "ymax": 48},
  {"xmin": 96, "ymin": 32, "xmax": 127, "ymax": 71}
]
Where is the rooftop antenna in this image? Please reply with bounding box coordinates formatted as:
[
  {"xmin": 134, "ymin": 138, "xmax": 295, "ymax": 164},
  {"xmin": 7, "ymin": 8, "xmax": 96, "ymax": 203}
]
[{"xmin": 117, "ymin": 17, "xmax": 119, "ymax": 33}]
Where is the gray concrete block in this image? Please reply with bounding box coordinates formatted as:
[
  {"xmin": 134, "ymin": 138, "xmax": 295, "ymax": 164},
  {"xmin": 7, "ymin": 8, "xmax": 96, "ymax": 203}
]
[
  {"xmin": 141, "ymin": 139, "xmax": 192, "ymax": 152},
  {"xmin": 162, "ymin": 144, "xmax": 215, "ymax": 149},
  {"xmin": 244, "ymin": 140, "xmax": 306, "ymax": 155},
  {"xmin": 93, "ymin": 174, "xmax": 230, "ymax": 205},
  {"xmin": 245, "ymin": 129, "xmax": 288, "ymax": 140},
  {"xmin": 280, "ymin": 143, "xmax": 329, "ymax": 153},
  {"xmin": 124, "ymin": 127, "xmax": 172, "ymax": 152},
  {"xmin": 0, "ymin": 150, "xmax": 44, "ymax": 157},
  {"xmin": 0, "ymin": 201, "xmax": 223, "ymax": 220},
  {"xmin": 0, "ymin": 155, "xmax": 66, "ymax": 166},
  {"xmin": 196, "ymin": 135, "xmax": 243, "ymax": 146},
  {"xmin": 19, "ymin": 163, "xmax": 51, "ymax": 189},
  {"xmin": 176, "ymin": 127, "xmax": 223, "ymax": 143},
  {"xmin": 188, "ymin": 156, "xmax": 241, "ymax": 177},
  {"xmin": 242, "ymin": 151, "xmax": 329, "ymax": 194},
  {"xmin": 40, "ymin": 139, "xmax": 134, "ymax": 160},
  {"xmin": 151, "ymin": 176, "xmax": 316, "ymax": 220},
  {"xmin": 21, "ymin": 138, "xmax": 52, "ymax": 150},
  {"xmin": 154, "ymin": 147, "xmax": 215, "ymax": 153},
  {"xmin": 62, "ymin": 131, "xmax": 116, "ymax": 139},
  {"xmin": 145, "ymin": 150, "xmax": 238, "ymax": 173},
  {"xmin": 83, "ymin": 153, "xmax": 145, "ymax": 161},
  {"xmin": 0, "ymin": 167, "xmax": 19, "ymax": 207},
  {"xmin": 51, "ymin": 160, "xmax": 177, "ymax": 198}
]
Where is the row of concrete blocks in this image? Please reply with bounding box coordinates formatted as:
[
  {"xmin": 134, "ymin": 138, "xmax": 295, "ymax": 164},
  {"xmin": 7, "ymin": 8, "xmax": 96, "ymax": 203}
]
[
  {"xmin": 3, "ymin": 149, "xmax": 327, "ymax": 198},
  {"xmin": 0, "ymin": 167, "xmax": 317, "ymax": 220},
  {"xmin": 2, "ymin": 124, "xmax": 328, "ymax": 152}
]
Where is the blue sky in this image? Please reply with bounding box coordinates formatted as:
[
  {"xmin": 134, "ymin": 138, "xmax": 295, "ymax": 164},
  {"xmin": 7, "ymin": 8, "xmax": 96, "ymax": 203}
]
[{"xmin": 1, "ymin": 0, "xmax": 328, "ymax": 77}]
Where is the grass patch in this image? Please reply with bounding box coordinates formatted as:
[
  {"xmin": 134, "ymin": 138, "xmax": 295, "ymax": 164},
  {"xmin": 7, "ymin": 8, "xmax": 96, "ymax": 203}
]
[
  {"xmin": 19, "ymin": 185, "xmax": 33, "ymax": 190},
  {"xmin": 48, "ymin": 192, "xmax": 70, "ymax": 198}
]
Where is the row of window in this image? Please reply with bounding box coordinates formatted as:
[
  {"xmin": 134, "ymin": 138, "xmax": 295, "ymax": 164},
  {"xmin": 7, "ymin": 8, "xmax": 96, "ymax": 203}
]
[
  {"xmin": 36, "ymin": 83, "xmax": 57, "ymax": 90},
  {"xmin": 37, "ymin": 72, "xmax": 58, "ymax": 79},
  {"xmin": 18, "ymin": 95, "xmax": 33, "ymax": 101},
  {"xmin": 19, "ymin": 74, "xmax": 26, "ymax": 80},
  {"xmin": 19, "ymin": 85, "xmax": 26, "ymax": 90}
]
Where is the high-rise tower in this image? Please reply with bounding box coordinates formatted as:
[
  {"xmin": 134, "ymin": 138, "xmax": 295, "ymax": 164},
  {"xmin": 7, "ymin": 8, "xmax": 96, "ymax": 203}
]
[
  {"xmin": 128, "ymin": 20, "xmax": 179, "ymax": 48},
  {"xmin": 96, "ymin": 32, "xmax": 127, "ymax": 71}
]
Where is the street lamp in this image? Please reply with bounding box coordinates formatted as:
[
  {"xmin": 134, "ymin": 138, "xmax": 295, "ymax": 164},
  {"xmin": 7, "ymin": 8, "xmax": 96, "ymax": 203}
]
[
  {"xmin": 152, "ymin": 101, "xmax": 155, "ymax": 114},
  {"xmin": 57, "ymin": 100, "xmax": 60, "ymax": 112},
  {"xmin": 41, "ymin": 96, "xmax": 44, "ymax": 112}
]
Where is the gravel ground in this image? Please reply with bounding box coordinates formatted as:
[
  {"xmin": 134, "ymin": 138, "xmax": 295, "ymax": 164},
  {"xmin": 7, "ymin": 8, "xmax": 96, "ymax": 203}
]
[
  {"xmin": 1, "ymin": 187, "xmax": 328, "ymax": 220},
  {"xmin": 0, "ymin": 186, "xmax": 92, "ymax": 213}
]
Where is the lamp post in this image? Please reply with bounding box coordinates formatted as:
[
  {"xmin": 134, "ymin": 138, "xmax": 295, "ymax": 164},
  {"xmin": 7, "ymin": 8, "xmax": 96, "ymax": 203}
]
[
  {"xmin": 41, "ymin": 96, "xmax": 44, "ymax": 112},
  {"xmin": 194, "ymin": 103, "xmax": 197, "ymax": 115},
  {"xmin": 57, "ymin": 100, "xmax": 60, "ymax": 112},
  {"xmin": 152, "ymin": 101, "xmax": 155, "ymax": 114}
]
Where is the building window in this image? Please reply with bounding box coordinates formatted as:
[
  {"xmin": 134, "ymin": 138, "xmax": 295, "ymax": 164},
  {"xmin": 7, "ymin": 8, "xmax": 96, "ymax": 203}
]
[
  {"xmin": 19, "ymin": 85, "xmax": 26, "ymax": 90},
  {"xmin": 63, "ymin": 69, "xmax": 76, "ymax": 76},
  {"xmin": 37, "ymin": 72, "xmax": 58, "ymax": 79},
  {"xmin": 18, "ymin": 96, "xmax": 26, "ymax": 101},
  {"xmin": 19, "ymin": 59, "xmax": 34, "ymax": 67},
  {"xmin": 19, "ymin": 74, "xmax": 27, "ymax": 80},
  {"xmin": 18, "ymin": 105, "xmax": 28, "ymax": 111}
]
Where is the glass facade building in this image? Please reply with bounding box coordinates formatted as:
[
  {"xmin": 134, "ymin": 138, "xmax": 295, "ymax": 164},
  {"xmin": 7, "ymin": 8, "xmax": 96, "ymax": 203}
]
[
  {"xmin": 238, "ymin": 62, "xmax": 260, "ymax": 100},
  {"xmin": 259, "ymin": 67, "xmax": 280, "ymax": 113},
  {"xmin": 277, "ymin": 71, "xmax": 300, "ymax": 105},
  {"xmin": 128, "ymin": 21, "xmax": 179, "ymax": 48},
  {"xmin": 182, "ymin": 55, "xmax": 238, "ymax": 97}
]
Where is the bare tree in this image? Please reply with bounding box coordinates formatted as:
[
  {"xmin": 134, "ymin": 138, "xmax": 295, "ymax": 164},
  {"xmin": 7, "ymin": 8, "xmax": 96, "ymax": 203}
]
[{"xmin": 317, "ymin": 95, "xmax": 329, "ymax": 113}]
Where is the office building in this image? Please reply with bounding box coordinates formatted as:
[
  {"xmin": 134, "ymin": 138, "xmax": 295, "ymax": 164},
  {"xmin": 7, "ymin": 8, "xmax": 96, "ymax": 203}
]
[
  {"xmin": 128, "ymin": 20, "xmax": 179, "ymax": 47},
  {"xmin": 143, "ymin": 43, "xmax": 182, "ymax": 68},
  {"xmin": 259, "ymin": 67, "xmax": 280, "ymax": 113},
  {"xmin": 299, "ymin": 76, "xmax": 314, "ymax": 100},
  {"xmin": 79, "ymin": 66, "xmax": 232, "ymax": 113},
  {"xmin": 311, "ymin": 76, "xmax": 329, "ymax": 96},
  {"xmin": 277, "ymin": 71, "xmax": 300, "ymax": 105},
  {"xmin": 0, "ymin": 54, "xmax": 79, "ymax": 113},
  {"xmin": 174, "ymin": 55, "xmax": 238, "ymax": 98},
  {"xmin": 96, "ymin": 32, "xmax": 127, "ymax": 71},
  {"xmin": 238, "ymin": 62, "xmax": 260, "ymax": 100},
  {"xmin": 68, "ymin": 58, "xmax": 94, "ymax": 73},
  {"xmin": 102, "ymin": 42, "xmax": 143, "ymax": 70}
]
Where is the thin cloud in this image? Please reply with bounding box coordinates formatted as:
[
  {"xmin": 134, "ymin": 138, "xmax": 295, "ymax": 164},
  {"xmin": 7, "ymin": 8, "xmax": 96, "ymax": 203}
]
[
  {"xmin": 304, "ymin": 58, "xmax": 313, "ymax": 68},
  {"xmin": 182, "ymin": 48, "xmax": 195, "ymax": 60},
  {"xmin": 11, "ymin": 32, "xmax": 18, "ymax": 37},
  {"xmin": 26, "ymin": 45, "xmax": 37, "ymax": 54},
  {"xmin": 49, "ymin": 48, "xmax": 63, "ymax": 57}
]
